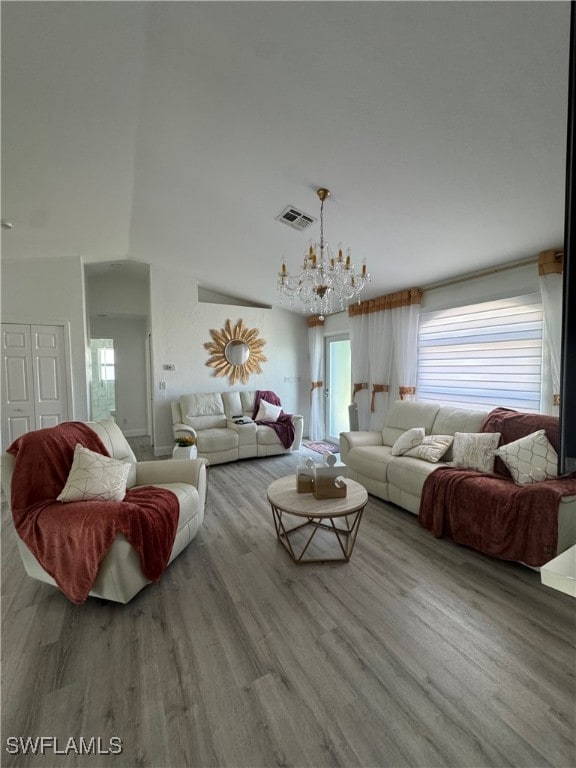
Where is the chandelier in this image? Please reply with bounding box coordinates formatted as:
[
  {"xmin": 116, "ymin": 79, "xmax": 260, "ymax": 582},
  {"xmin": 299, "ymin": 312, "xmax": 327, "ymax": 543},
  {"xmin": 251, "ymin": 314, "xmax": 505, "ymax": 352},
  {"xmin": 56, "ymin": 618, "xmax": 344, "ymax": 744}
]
[{"xmin": 277, "ymin": 187, "xmax": 371, "ymax": 319}]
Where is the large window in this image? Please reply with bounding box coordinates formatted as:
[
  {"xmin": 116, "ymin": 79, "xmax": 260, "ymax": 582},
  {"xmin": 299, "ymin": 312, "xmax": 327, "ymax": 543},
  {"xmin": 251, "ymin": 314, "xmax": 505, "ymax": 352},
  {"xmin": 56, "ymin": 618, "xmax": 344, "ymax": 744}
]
[
  {"xmin": 98, "ymin": 345, "xmax": 116, "ymax": 382},
  {"xmin": 417, "ymin": 294, "xmax": 543, "ymax": 413}
]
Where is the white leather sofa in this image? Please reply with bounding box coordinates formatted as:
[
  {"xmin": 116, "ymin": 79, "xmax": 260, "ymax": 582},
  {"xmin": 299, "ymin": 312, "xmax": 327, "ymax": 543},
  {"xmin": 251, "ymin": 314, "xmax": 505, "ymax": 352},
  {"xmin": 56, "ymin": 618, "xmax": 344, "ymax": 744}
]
[
  {"xmin": 171, "ymin": 390, "xmax": 304, "ymax": 465},
  {"xmin": 341, "ymin": 400, "xmax": 487, "ymax": 513},
  {"xmin": 340, "ymin": 400, "xmax": 576, "ymax": 556},
  {"xmin": 1, "ymin": 420, "xmax": 208, "ymax": 603}
]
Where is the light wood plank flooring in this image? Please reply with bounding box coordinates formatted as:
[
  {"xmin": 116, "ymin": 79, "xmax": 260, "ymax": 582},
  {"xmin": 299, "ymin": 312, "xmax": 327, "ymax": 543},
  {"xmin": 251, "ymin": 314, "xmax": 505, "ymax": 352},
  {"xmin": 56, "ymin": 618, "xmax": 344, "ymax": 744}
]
[{"xmin": 2, "ymin": 448, "xmax": 575, "ymax": 768}]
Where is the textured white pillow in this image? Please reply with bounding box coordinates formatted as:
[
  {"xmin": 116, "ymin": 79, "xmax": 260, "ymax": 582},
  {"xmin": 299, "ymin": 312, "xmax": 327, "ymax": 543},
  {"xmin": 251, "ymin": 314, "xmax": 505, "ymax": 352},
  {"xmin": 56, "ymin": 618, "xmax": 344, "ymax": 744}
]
[
  {"xmin": 57, "ymin": 444, "xmax": 130, "ymax": 502},
  {"xmin": 452, "ymin": 432, "xmax": 501, "ymax": 473},
  {"xmin": 404, "ymin": 434, "xmax": 454, "ymax": 463},
  {"xmin": 495, "ymin": 429, "xmax": 558, "ymax": 485},
  {"xmin": 391, "ymin": 427, "xmax": 425, "ymax": 456},
  {"xmin": 255, "ymin": 399, "xmax": 282, "ymax": 422}
]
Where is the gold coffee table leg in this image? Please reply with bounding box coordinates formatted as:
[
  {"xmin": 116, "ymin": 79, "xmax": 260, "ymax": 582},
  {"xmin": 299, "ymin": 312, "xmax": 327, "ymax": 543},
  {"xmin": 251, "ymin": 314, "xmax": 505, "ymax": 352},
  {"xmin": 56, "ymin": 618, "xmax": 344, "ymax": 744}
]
[{"xmin": 270, "ymin": 503, "xmax": 365, "ymax": 563}]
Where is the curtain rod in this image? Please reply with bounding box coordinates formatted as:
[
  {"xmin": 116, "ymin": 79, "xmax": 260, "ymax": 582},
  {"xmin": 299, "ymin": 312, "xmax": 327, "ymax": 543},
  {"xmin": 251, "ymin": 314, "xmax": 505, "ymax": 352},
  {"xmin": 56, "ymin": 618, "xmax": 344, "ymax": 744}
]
[{"xmin": 422, "ymin": 255, "xmax": 541, "ymax": 292}]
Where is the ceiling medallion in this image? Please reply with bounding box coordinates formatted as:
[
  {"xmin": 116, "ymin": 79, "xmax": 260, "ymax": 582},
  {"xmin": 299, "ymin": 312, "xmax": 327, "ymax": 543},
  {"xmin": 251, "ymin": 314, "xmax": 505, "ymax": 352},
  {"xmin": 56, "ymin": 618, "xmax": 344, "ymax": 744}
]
[
  {"xmin": 277, "ymin": 187, "xmax": 371, "ymax": 320},
  {"xmin": 204, "ymin": 318, "xmax": 267, "ymax": 385}
]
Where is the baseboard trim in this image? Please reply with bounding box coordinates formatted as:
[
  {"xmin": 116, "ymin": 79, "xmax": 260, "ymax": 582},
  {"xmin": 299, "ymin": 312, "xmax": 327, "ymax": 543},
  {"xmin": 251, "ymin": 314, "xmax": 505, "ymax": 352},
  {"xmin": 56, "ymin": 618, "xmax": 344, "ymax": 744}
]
[
  {"xmin": 123, "ymin": 429, "xmax": 148, "ymax": 438},
  {"xmin": 155, "ymin": 445, "xmax": 172, "ymax": 457}
]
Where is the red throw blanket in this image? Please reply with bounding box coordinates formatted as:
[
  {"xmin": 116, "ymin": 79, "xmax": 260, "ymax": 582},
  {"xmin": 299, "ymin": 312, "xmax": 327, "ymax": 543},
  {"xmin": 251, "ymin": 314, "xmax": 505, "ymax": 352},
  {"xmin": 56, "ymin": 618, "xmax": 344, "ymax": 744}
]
[
  {"xmin": 7, "ymin": 422, "xmax": 179, "ymax": 604},
  {"xmin": 252, "ymin": 390, "xmax": 295, "ymax": 449},
  {"xmin": 419, "ymin": 406, "xmax": 576, "ymax": 566},
  {"xmin": 418, "ymin": 467, "xmax": 576, "ymax": 566}
]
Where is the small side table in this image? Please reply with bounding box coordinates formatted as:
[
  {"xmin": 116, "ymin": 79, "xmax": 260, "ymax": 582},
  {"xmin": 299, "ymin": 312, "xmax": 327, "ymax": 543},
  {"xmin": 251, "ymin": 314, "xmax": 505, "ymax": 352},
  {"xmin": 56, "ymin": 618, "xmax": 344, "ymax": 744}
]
[{"xmin": 172, "ymin": 445, "xmax": 198, "ymax": 460}]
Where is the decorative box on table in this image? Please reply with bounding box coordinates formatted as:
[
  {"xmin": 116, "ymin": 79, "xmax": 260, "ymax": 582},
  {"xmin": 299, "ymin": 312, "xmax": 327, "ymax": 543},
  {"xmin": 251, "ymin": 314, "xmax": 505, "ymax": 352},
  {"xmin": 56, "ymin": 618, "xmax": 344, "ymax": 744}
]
[
  {"xmin": 297, "ymin": 454, "xmax": 347, "ymax": 498},
  {"xmin": 313, "ymin": 475, "xmax": 347, "ymax": 499},
  {"xmin": 296, "ymin": 458, "xmax": 317, "ymax": 492}
]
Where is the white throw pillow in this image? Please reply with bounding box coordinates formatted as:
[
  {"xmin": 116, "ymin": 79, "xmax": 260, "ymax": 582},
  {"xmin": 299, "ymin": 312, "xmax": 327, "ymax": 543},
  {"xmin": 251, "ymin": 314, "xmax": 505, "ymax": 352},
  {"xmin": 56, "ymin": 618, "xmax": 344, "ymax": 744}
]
[
  {"xmin": 451, "ymin": 432, "xmax": 501, "ymax": 473},
  {"xmin": 495, "ymin": 429, "xmax": 558, "ymax": 485},
  {"xmin": 391, "ymin": 427, "xmax": 425, "ymax": 456},
  {"xmin": 404, "ymin": 434, "xmax": 454, "ymax": 463},
  {"xmin": 57, "ymin": 444, "xmax": 130, "ymax": 503},
  {"xmin": 255, "ymin": 399, "xmax": 282, "ymax": 422}
]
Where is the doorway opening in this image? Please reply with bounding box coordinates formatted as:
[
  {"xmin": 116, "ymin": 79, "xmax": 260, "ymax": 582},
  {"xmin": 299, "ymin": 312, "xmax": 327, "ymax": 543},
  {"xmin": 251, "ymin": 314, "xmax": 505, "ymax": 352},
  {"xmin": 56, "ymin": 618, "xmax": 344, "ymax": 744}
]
[{"xmin": 90, "ymin": 339, "xmax": 116, "ymax": 421}]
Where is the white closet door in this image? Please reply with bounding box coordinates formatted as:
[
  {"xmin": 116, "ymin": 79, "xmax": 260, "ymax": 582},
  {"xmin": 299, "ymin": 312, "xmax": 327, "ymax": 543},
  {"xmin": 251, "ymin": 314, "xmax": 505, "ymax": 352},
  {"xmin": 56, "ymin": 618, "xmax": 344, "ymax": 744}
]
[
  {"xmin": 1, "ymin": 324, "xmax": 69, "ymax": 449},
  {"xmin": 31, "ymin": 325, "xmax": 69, "ymax": 430},
  {"xmin": 2, "ymin": 324, "xmax": 34, "ymax": 446}
]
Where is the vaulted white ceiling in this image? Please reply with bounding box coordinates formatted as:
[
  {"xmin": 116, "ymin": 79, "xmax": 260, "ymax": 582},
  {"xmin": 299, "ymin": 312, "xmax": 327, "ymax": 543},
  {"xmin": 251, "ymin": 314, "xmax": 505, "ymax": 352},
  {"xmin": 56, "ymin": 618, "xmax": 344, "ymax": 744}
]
[{"xmin": 1, "ymin": 1, "xmax": 570, "ymax": 310}]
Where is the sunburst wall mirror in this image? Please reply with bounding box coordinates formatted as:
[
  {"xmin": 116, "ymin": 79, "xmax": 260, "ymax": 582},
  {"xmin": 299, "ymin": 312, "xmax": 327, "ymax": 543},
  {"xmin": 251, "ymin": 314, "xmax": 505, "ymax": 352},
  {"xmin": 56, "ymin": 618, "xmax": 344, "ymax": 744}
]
[{"xmin": 204, "ymin": 318, "xmax": 267, "ymax": 385}]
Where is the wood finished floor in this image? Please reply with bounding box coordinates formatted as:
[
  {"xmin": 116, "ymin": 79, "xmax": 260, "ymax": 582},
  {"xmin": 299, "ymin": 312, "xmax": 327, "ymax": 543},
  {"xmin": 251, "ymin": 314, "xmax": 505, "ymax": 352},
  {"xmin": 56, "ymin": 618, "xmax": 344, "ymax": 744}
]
[{"xmin": 1, "ymin": 447, "xmax": 575, "ymax": 768}]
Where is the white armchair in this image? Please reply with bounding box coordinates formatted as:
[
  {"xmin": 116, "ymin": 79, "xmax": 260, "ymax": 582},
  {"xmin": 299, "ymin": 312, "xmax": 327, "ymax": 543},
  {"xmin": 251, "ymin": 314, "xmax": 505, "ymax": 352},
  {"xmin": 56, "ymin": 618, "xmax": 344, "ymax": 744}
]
[{"xmin": 1, "ymin": 420, "xmax": 208, "ymax": 603}]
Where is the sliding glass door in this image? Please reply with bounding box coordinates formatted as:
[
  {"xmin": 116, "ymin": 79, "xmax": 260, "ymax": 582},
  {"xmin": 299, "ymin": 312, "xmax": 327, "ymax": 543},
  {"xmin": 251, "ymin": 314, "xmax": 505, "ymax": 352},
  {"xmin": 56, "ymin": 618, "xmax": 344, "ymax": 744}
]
[{"xmin": 325, "ymin": 334, "xmax": 351, "ymax": 443}]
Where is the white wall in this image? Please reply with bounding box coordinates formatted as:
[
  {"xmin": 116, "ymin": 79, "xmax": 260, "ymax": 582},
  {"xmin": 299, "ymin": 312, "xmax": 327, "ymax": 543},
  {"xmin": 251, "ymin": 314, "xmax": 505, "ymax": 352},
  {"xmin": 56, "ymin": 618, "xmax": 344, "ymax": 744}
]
[
  {"xmin": 0, "ymin": 257, "xmax": 310, "ymax": 451},
  {"xmin": 422, "ymin": 261, "xmax": 540, "ymax": 312},
  {"xmin": 1, "ymin": 257, "xmax": 89, "ymax": 420},
  {"xmin": 86, "ymin": 268, "xmax": 150, "ymax": 317},
  {"xmin": 323, "ymin": 310, "xmax": 349, "ymax": 335},
  {"xmin": 149, "ymin": 264, "xmax": 310, "ymax": 453}
]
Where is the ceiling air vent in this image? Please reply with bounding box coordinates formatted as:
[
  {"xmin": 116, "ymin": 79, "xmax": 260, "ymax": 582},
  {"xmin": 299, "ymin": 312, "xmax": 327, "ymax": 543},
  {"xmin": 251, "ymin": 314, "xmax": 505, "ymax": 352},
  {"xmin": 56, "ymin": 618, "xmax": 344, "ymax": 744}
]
[{"xmin": 275, "ymin": 205, "xmax": 316, "ymax": 231}]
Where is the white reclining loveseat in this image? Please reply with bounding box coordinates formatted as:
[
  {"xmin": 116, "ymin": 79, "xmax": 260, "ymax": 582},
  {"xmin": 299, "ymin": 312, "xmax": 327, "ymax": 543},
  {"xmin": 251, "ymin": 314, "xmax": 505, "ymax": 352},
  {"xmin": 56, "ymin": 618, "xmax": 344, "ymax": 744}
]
[
  {"xmin": 341, "ymin": 400, "xmax": 487, "ymax": 513},
  {"xmin": 172, "ymin": 390, "xmax": 304, "ymax": 465}
]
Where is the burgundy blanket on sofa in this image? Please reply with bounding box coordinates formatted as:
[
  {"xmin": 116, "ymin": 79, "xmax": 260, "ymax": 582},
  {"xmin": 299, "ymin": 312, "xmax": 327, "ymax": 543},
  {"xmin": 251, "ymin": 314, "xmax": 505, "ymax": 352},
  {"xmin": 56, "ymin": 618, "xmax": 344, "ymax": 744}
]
[
  {"xmin": 7, "ymin": 422, "xmax": 179, "ymax": 604},
  {"xmin": 418, "ymin": 467, "xmax": 576, "ymax": 566},
  {"xmin": 252, "ymin": 390, "xmax": 295, "ymax": 449},
  {"xmin": 480, "ymin": 407, "xmax": 560, "ymax": 478},
  {"xmin": 418, "ymin": 408, "xmax": 576, "ymax": 566}
]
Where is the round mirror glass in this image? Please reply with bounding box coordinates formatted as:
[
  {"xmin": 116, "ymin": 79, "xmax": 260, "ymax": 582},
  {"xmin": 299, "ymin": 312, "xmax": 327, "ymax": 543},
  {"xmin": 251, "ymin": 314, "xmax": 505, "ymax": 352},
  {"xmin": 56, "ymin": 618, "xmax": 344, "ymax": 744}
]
[{"xmin": 225, "ymin": 339, "xmax": 250, "ymax": 366}]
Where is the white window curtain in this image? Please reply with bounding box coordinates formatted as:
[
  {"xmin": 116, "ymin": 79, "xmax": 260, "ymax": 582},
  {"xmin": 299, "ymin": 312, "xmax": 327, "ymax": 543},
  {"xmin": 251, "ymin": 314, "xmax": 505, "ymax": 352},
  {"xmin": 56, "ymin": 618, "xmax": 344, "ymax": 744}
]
[
  {"xmin": 391, "ymin": 290, "xmax": 423, "ymax": 400},
  {"xmin": 349, "ymin": 289, "xmax": 422, "ymax": 429},
  {"xmin": 307, "ymin": 317, "xmax": 325, "ymax": 441},
  {"xmin": 538, "ymin": 250, "xmax": 564, "ymax": 415},
  {"xmin": 349, "ymin": 310, "xmax": 371, "ymax": 430},
  {"xmin": 368, "ymin": 308, "xmax": 393, "ymax": 430}
]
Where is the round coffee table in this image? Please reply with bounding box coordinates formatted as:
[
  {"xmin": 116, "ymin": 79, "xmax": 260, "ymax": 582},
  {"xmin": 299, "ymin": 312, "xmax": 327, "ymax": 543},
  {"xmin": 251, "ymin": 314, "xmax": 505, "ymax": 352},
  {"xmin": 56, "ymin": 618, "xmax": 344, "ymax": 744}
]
[{"xmin": 267, "ymin": 475, "xmax": 368, "ymax": 564}]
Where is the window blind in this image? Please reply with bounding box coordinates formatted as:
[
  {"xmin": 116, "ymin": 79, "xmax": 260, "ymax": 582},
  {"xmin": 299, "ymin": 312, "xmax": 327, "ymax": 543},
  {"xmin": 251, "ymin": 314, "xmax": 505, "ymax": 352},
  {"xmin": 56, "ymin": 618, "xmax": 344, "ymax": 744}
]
[{"xmin": 417, "ymin": 294, "xmax": 543, "ymax": 413}]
